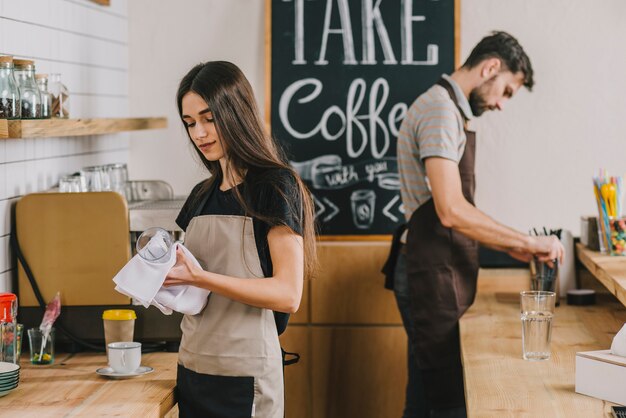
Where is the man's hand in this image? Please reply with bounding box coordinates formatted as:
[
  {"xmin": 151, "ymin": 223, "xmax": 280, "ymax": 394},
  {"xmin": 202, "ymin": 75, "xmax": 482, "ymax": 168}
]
[
  {"xmin": 507, "ymin": 249, "xmax": 533, "ymax": 263},
  {"xmin": 425, "ymin": 157, "xmax": 566, "ymax": 264},
  {"xmin": 528, "ymin": 235, "xmax": 565, "ymax": 264}
]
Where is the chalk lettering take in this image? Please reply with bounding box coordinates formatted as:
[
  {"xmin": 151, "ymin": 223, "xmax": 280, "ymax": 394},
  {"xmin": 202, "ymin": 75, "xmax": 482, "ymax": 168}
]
[{"xmin": 289, "ymin": 0, "xmax": 439, "ymax": 66}]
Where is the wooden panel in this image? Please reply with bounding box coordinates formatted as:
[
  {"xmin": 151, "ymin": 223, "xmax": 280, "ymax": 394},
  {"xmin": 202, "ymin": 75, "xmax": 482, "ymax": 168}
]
[
  {"xmin": 461, "ymin": 268, "xmax": 626, "ymax": 417},
  {"xmin": 264, "ymin": 0, "xmax": 272, "ymax": 130},
  {"xmin": 311, "ymin": 326, "xmax": 407, "ymax": 418},
  {"xmin": 311, "ymin": 242, "xmax": 401, "ymax": 324},
  {"xmin": 0, "ymin": 119, "xmax": 7, "ymax": 138},
  {"xmin": 280, "ymin": 326, "xmax": 311, "ymax": 418},
  {"xmin": 455, "ymin": 0, "xmax": 461, "ymax": 68},
  {"xmin": 318, "ymin": 235, "xmax": 391, "ymax": 242},
  {"xmin": 576, "ymin": 242, "xmax": 626, "ymax": 306},
  {"xmin": 6, "ymin": 117, "xmax": 167, "ymax": 139},
  {"xmin": 0, "ymin": 352, "xmax": 177, "ymax": 417}
]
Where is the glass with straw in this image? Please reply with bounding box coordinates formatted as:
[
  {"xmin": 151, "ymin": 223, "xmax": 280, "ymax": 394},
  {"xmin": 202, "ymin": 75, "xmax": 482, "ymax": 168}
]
[{"xmin": 29, "ymin": 292, "xmax": 60, "ymax": 365}]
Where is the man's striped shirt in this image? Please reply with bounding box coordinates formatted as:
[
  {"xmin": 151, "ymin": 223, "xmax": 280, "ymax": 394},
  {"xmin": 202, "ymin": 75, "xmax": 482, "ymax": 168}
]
[{"xmin": 397, "ymin": 74, "xmax": 473, "ymax": 221}]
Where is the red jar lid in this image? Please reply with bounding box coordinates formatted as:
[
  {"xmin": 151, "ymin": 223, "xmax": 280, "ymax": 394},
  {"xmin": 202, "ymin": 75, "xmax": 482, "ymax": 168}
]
[{"xmin": 0, "ymin": 293, "xmax": 17, "ymax": 322}]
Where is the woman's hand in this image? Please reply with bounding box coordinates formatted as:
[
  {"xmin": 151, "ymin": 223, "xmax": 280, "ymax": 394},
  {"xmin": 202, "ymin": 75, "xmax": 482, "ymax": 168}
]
[
  {"xmin": 164, "ymin": 247, "xmax": 203, "ymax": 287},
  {"xmin": 161, "ymin": 227, "xmax": 303, "ymax": 312}
]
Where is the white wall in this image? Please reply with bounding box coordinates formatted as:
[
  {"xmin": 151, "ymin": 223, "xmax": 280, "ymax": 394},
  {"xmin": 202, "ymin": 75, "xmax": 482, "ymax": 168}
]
[
  {"xmin": 129, "ymin": 0, "xmax": 626, "ymax": 237},
  {"xmin": 465, "ymin": 0, "xmax": 626, "ymax": 236},
  {"xmin": 128, "ymin": 0, "xmax": 266, "ymax": 194},
  {"xmin": 0, "ymin": 0, "xmax": 130, "ymax": 292}
]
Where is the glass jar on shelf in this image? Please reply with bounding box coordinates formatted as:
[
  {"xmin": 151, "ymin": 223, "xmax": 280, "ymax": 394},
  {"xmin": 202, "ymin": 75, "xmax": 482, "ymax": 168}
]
[
  {"xmin": 49, "ymin": 73, "xmax": 69, "ymax": 118},
  {"xmin": 35, "ymin": 74, "xmax": 52, "ymax": 119},
  {"xmin": 0, "ymin": 56, "xmax": 20, "ymax": 119},
  {"xmin": 105, "ymin": 163, "xmax": 129, "ymax": 199},
  {"xmin": 14, "ymin": 59, "xmax": 41, "ymax": 119}
]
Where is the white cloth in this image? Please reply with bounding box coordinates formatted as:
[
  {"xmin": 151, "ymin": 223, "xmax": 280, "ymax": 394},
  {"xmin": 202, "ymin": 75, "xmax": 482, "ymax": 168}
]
[
  {"xmin": 113, "ymin": 242, "xmax": 209, "ymax": 315},
  {"xmin": 611, "ymin": 323, "xmax": 626, "ymax": 357}
]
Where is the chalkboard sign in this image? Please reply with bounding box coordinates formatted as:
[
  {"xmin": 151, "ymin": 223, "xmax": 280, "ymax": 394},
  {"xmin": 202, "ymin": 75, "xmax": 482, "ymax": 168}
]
[{"xmin": 267, "ymin": 0, "xmax": 458, "ymax": 237}]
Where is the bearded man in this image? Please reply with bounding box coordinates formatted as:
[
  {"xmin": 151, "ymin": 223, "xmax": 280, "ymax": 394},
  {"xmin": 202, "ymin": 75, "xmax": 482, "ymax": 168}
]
[{"xmin": 392, "ymin": 31, "xmax": 564, "ymax": 418}]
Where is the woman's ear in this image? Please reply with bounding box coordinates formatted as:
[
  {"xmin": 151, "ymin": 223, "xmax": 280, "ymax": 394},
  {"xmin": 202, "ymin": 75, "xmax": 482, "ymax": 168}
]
[{"xmin": 480, "ymin": 57, "xmax": 502, "ymax": 79}]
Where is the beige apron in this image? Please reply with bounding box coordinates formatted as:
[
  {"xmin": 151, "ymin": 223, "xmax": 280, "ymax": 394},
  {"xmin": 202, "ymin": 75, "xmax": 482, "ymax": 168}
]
[{"xmin": 179, "ymin": 214, "xmax": 284, "ymax": 417}]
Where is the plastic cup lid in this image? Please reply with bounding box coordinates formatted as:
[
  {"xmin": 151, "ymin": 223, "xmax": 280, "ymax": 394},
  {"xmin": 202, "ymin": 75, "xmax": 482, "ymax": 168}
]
[
  {"xmin": 102, "ymin": 309, "xmax": 137, "ymax": 320},
  {"xmin": 0, "ymin": 293, "xmax": 17, "ymax": 303}
]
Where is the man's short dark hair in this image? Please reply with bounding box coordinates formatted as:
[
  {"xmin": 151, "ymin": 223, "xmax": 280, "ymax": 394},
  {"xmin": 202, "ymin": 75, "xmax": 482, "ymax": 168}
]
[{"xmin": 462, "ymin": 31, "xmax": 534, "ymax": 91}]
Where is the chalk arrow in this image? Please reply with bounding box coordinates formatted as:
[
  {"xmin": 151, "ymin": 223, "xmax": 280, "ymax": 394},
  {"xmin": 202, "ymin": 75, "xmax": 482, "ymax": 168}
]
[
  {"xmin": 321, "ymin": 197, "xmax": 339, "ymax": 222},
  {"xmin": 312, "ymin": 194, "xmax": 325, "ymax": 219},
  {"xmin": 383, "ymin": 195, "xmax": 401, "ymax": 222}
]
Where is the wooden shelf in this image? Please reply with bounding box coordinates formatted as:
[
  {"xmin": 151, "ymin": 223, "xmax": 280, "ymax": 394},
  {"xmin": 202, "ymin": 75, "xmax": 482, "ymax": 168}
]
[
  {"xmin": 576, "ymin": 242, "xmax": 626, "ymax": 307},
  {"xmin": 0, "ymin": 117, "xmax": 167, "ymax": 139}
]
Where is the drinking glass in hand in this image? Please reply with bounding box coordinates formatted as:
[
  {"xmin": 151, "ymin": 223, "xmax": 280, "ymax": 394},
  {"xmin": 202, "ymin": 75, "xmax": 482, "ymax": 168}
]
[
  {"xmin": 520, "ymin": 291, "xmax": 555, "ymax": 361},
  {"xmin": 136, "ymin": 227, "xmax": 175, "ymax": 263}
]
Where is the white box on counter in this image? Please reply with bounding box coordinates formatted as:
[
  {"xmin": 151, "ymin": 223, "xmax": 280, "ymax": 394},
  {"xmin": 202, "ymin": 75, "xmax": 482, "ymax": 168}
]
[{"xmin": 576, "ymin": 350, "xmax": 626, "ymax": 405}]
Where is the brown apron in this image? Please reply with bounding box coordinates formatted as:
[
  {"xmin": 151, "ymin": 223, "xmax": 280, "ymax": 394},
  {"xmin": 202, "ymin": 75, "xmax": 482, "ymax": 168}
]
[
  {"xmin": 178, "ymin": 214, "xmax": 284, "ymax": 417},
  {"xmin": 405, "ymin": 78, "xmax": 479, "ymax": 409}
]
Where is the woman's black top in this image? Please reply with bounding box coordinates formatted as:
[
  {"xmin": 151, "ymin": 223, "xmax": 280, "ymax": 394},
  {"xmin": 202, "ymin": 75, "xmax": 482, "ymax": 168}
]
[{"xmin": 175, "ymin": 167, "xmax": 304, "ymax": 335}]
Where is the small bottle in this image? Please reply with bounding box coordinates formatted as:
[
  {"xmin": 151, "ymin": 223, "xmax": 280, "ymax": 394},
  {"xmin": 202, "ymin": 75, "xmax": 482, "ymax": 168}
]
[
  {"xmin": 49, "ymin": 73, "xmax": 70, "ymax": 118},
  {"xmin": 0, "ymin": 56, "xmax": 21, "ymax": 119},
  {"xmin": 0, "ymin": 293, "xmax": 18, "ymax": 364},
  {"xmin": 14, "ymin": 59, "xmax": 42, "ymax": 119},
  {"xmin": 35, "ymin": 74, "xmax": 52, "ymax": 119}
]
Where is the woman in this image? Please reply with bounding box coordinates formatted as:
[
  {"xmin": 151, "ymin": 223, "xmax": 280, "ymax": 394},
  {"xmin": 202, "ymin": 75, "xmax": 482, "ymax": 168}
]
[{"xmin": 165, "ymin": 61, "xmax": 316, "ymax": 417}]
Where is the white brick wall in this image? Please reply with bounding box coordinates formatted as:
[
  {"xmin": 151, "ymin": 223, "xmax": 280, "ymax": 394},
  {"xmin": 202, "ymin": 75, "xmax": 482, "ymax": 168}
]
[{"xmin": 0, "ymin": 0, "xmax": 129, "ymax": 292}]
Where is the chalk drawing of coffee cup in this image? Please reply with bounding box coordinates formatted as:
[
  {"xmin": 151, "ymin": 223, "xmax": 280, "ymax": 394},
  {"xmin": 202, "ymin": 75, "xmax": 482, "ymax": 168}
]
[{"xmin": 351, "ymin": 189, "xmax": 376, "ymax": 229}]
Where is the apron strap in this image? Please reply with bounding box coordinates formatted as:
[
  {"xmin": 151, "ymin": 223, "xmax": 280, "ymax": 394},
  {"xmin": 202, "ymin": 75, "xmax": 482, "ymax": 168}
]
[
  {"xmin": 436, "ymin": 78, "xmax": 470, "ymax": 126},
  {"xmin": 381, "ymin": 223, "xmax": 408, "ymax": 290},
  {"xmin": 191, "ymin": 177, "xmax": 219, "ymax": 218},
  {"xmin": 281, "ymin": 348, "xmax": 300, "ymax": 366}
]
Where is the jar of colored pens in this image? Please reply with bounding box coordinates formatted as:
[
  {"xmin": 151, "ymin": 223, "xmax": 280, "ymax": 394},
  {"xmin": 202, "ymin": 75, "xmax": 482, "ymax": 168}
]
[{"xmin": 593, "ymin": 170, "xmax": 625, "ymax": 255}]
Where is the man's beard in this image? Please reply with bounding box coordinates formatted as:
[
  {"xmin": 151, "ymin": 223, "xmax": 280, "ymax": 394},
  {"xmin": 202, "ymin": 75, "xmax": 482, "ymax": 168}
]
[{"xmin": 468, "ymin": 88, "xmax": 489, "ymax": 117}]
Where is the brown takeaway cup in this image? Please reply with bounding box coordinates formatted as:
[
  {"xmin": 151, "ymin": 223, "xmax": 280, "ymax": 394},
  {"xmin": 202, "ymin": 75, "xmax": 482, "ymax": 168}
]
[{"xmin": 102, "ymin": 309, "xmax": 136, "ymax": 355}]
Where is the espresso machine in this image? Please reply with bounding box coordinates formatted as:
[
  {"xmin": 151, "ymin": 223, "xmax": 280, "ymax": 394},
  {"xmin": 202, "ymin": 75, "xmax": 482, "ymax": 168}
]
[{"xmin": 14, "ymin": 191, "xmax": 184, "ymax": 352}]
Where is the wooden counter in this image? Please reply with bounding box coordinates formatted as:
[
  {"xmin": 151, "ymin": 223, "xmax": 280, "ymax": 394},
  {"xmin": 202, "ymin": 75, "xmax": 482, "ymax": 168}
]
[
  {"xmin": 576, "ymin": 242, "xmax": 626, "ymax": 306},
  {"xmin": 460, "ymin": 269, "xmax": 626, "ymax": 417},
  {"xmin": 0, "ymin": 352, "xmax": 178, "ymax": 417}
]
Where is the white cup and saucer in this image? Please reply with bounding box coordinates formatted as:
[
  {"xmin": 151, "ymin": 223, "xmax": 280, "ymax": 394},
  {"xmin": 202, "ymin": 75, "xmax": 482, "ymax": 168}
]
[{"xmin": 96, "ymin": 342, "xmax": 154, "ymax": 378}]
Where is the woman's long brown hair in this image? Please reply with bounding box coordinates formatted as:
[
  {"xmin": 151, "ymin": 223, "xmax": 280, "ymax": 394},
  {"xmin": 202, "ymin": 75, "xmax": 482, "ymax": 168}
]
[{"xmin": 176, "ymin": 61, "xmax": 317, "ymax": 280}]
